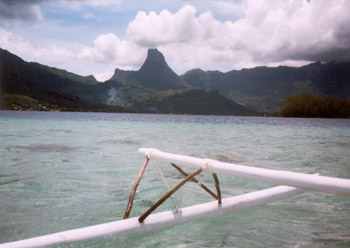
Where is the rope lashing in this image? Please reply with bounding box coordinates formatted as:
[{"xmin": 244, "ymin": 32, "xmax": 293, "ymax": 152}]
[
  {"xmin": 201, "ymin": 159, "xmax": 216, "ymax": 173},
  {"xmin": 171, "ymin": 163, "xmax": 218, "ymax": 200},
  {"xmin": 138, "ymin": 167, "xmax": 203, "ymax": 223},
  {"xmin": 178, "ymin": 172, "xmax": 209, "ymax": 207},
  {"xmin": 125, "ymin": 152, "xmax": 223, "ymax": 222},
  {"xmin": 155, "ymin": 161, "xmax": 181, "ymax": 212},
  {"xmin": 145, "ymin": 148, "xmax": 160, "ymax": 160}
]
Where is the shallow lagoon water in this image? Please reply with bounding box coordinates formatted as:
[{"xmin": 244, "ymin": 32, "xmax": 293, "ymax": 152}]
[{"xmin": 0, "ymin": 111, "xmax": 349, "ymax": 247}]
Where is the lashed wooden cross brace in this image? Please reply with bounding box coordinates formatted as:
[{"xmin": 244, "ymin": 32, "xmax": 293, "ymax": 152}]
[
  {"xmin": 124, "ymin": 159, "xmax": 222, "ymax": 223},
  {"xmin": 138, "ymin": 167, "xmax": 203, "ymax": 223},
  {"xmin": 170, "ymin": 163, "xmax": 220, "ymax": 201},
  {"xmin": 138, "ymin": 164, "xmax": 222, "ymax": 223}
]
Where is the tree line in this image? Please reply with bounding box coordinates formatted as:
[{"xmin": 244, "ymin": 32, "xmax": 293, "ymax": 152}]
[{"xmin": 279, "ymin": 94, "xmax": 350, "ymax": 118}]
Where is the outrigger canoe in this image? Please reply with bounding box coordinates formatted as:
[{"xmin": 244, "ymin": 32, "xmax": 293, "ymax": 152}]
[{"xmin": 1, "ymin": 148, "xmax": 349, "ymax": 248}]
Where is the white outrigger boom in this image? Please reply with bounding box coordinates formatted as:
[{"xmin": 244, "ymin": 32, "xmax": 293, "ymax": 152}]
[
  {"xmin": 138, "ymin": 148, "xmax": 350, "ymax": 197},
  {"xmin": 1, "ymin": 148, "xmax": 349, "ymax": 248}
]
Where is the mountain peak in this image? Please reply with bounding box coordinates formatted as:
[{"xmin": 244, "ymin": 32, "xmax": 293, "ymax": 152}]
[
  {"xmin": 142, "ymin": 48, "xmax": 167, "ymax": 70},
  {"xmin": 132, "ymin": 48, "xmax": 187, "ymax": 90},
  {"xmin": 146, "ymin": 48, "xmax": 165, "ymax": 62}
]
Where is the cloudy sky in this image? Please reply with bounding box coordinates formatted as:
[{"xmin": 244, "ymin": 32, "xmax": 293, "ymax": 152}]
[{"xmin": 1, "ymin": 0, "xmax": 349, "ymax": 81}]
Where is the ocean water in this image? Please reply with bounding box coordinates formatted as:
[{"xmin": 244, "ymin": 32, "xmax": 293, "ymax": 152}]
[{"xmin": 0, "ymin": 110, "xmax": 349, "ymax": 248}]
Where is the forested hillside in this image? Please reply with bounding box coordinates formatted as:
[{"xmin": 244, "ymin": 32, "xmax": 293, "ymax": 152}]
[{"xmin": 279, "ymin": 94, "xmax": 350, "ymax": 118}]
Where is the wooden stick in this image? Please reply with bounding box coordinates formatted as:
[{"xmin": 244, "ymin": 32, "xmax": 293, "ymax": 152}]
[
  {"xmin": 171, "ymin": 163, "xmax": 218, "ymax": 200},
  {"xmin": 138, "ymin": 167, "xmax": 202, "ymax": 223},
  {"xmin": 124, "ymin": 157, "xmax": 149, "ymax": 219},
  {"xmin": 212, "ymin": 173, "xmax": 222, "ymax": 204}
]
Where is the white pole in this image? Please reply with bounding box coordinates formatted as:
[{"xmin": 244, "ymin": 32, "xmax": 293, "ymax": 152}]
[
  {"xmin": 0, "ymin": 185, "xmax": 304, "ymax": 248},
  {"xmin": 139, "ymin": 148, "xmax": 350, "ymax": 197}
]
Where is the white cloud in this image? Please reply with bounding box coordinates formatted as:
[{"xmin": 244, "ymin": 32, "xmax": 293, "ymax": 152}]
[
  {"xmin": 135, "ymin": 0, "xmax": 350, "ymax": 70},
  {"xmin": 0, "ymin": 28, "xmax": 74, "ymax": 64},
  {"xmin": 127, "ymin": 5, "xmax": 201, "ymax": 47},
  {"xmin": 0, "ymin": 28, "xmax": 110, "ymax": 81},
  {"xmin": 78, "ymin": 33, "xmax": 145, "ymax": 69},
  {"xmin": 93, "ymin": 66, "xmax": 117, "ymax": 82},
  {"xmin": 79, "ymin": 5, "xmax": 235, "ymax": 72},
  {"xmin": 2, "ymin": 0, "xmax": 350, "ymax": 82}
]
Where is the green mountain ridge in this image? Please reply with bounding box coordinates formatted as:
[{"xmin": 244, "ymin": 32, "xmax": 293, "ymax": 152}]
[
  {"xmin": 111, "ymin": 68, "xmax": 133, "ymax": 83},
  {"xmin": 30, "ymin": 62, "xmax": 99, "ymax": 85},
  {"xmin": 152, "ymin": 89, "xmax": 256, "ymax": 115},
  {"xmin": 0, "ymin": 47, "xmax": 255, "ymax": 116},
  {"xmin": 181, "ymin": 62, "xmax": 350, "ymax": 114},
  {"xmin": 0, "ymin": 48, "xmax": 125, "ymax": 112},
  {"xmin": 2, "ymin": 46, "xmax": 349, "ymax": 116}
]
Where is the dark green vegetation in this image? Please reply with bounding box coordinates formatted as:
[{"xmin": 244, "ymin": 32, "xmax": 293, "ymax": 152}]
[
  {"xmin": 31, "ymin": 62, "xmax": 98, "ymax": 85},
  {"xmin": 0, "ymin": 48, "xmax": 254, "ymax": 115},
  {"xmin": 280, "ymin": 94, "xmax": 350, "ymax": 118},
  {"xmin": 0, "ymin": 48, "xmax": 125, "ymax": 112},
  {"xmin": 182, "ymin": 62, "xmax": 350, "ymax": 115},
  {"xmin": 1, "ymin": 47, "xmax": 349, "ymax": 116},
  {"xmin": 150, "ymin": 89, "xmax": 256, "ymax": 115}
]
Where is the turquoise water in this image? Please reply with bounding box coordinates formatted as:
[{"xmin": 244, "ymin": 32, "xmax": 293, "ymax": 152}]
[{"xmin": 0, "ymin": 111, "xmax": 349, "ymax": 247}]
